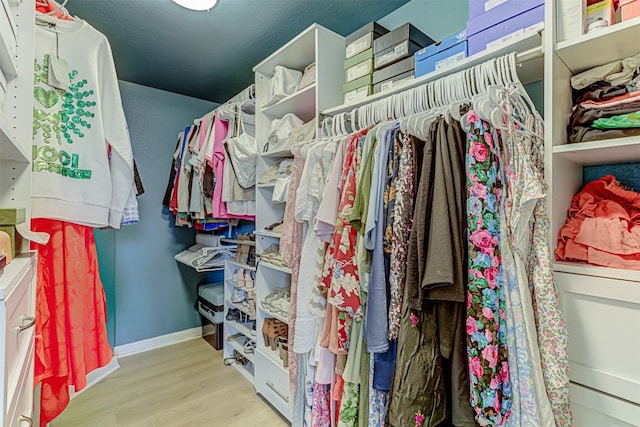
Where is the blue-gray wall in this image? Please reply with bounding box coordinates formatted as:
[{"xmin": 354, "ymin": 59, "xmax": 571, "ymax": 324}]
[{"xmin": 95, "ymin": 81, "xmax": 219, "ymax": 347}]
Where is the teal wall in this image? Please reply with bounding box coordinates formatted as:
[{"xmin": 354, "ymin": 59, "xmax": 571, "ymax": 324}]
[{"xmin": 94, "ymin": 81, "xmax": 219, "ymax": 347}]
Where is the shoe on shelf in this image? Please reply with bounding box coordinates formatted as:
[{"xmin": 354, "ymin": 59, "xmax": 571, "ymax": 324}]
[
  {"xmin": 264, "ymin": 219, "xmax": 284, "ymax": 231},
  {"xmin": 235, "ymin": 268, "xmax": 246, "ymax": 288},
  {"xmin": 262, "ymin": 318, "xmax": 274, "ymax": 349},
  {"xmin": 266, "ymin": 319, "xmax": 288, "ymax": 352},
  {"xmin": 244, "ymin": 339, "xmax": 256, "ymax": 354},
  {"xmin": 226, "ymin": 308, "xmax": 240, "ymax": 321},
  {"xmin": 277, "ymin": 336, "xmax": 289, "ymax": 368},
  {"xmin": 244, "ymin": 270, "xmax": 254, "ymax": 289},
  {"xmin": 226, "ymin": 332, "xmax": 245, "ymax": 342},
  {"xmin": 231, "ymin": 287, "xmax": 247, "ymax": 304}
]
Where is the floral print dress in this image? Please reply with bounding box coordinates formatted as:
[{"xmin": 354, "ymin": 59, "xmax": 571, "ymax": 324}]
[
  {"xmin": 388, "ymin": 131, "xmax": 415, "ymax": 341},
  {"xmin": 321, "ymin": 131, "xmax": 367, "ymax": 352},
  {"xmin": 464, "ymin": 112, "xmax": 512, "ymax": 426}
]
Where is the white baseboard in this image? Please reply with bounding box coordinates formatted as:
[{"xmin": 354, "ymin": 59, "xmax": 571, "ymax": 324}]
[
  {"xmin": 114, "ymin": 326, "xmax": 203, "ymax": 358},
  {"xmin": 70, "ymin": 357, "xmax": 120, "ymax": 400}
]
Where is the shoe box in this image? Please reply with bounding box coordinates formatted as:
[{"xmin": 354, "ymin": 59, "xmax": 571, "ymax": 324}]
[
  {"xmin": 373, "ymin": 56, "xmax": 415, "ymax": 94},
  {"xmin": 466, "ymin": 0, "xmax": 544, "ymax": 56},
  {"xmin": 415, "ymin": 30, "xmax": 468, "ymax": 78},
  {"xmin": 343, "ymin": 21, "xmax": 389, "ymax": 104}
]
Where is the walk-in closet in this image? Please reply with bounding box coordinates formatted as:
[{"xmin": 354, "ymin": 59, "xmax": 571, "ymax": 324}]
[{"xmin": 0, "ymin": 0, "xmax": 638, "ymax": 426}]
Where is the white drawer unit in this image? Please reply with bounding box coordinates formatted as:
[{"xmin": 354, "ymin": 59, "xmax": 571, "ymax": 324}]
[
  {"xmin": 254, "ymin": 349, "xmax": 291, "ymax": 420},
  {"xmin": 0, "ymin": 253, "xmax": 37, "ymax": 427},
  {"xmin": 555, "ymin": 271, "xmax": 640, "ymax": 404},
  {"xmin": 570, "ymin": 383, "xmax": 640, "ymax": 427}
]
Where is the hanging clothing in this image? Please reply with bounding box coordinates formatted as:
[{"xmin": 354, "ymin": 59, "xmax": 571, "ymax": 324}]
[
  {"xmin": 321, "ymin": 130, "xmax": 367, "ymax": 353},
  {"xmin": 281, "ymin": 146, "xmax": 306, "ymax": 396},
  {"xmin": 32, "ymin": 20, "xmax": 134, "ymax": 228},
  {"xmin": 32, "ymin": 219, "xmax": 113, "ymax": 426},
  {"xmin": 464, "ymin": 113, "xmax": 512, "ymax": 426}
]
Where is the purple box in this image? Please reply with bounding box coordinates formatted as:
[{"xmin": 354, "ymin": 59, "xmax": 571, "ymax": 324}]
[
  {"xmin": 467, "ymin": 3, "xmax": 544, "ymax": 56},
  {"xmin": 468, "ymin": 0, "xmax": 544, "ymax": 20}
]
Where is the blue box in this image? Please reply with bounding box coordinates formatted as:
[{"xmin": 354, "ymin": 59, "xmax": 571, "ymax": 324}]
[
  {"xmin": 415, "ymin": 30, "xmax": 468, "ymax": 77},
  {"xmin": 469, "ymin": 0, "xmax": 540, "ymax": 19},
  {"xmin": 467, "ymin": 2, "xmax": 544, "ymax": 56}
]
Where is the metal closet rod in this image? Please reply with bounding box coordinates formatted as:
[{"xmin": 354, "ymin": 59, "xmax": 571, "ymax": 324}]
[{"xmin": 516, "ymin": 45, "xmax": 544, "ymax": 64}]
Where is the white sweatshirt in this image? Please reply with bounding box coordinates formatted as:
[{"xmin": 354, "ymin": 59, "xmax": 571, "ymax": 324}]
[{"xmin": 32, "ymin": 18, "xmax": 134, "ymax": 229}]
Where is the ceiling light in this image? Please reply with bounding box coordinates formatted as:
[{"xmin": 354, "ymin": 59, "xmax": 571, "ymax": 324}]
[{"xmin": 171, "ymin": 0, "xmax": 219, "ymax": 11}]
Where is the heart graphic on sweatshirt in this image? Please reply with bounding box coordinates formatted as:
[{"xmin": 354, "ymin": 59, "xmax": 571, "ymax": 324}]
[{"xmin": 34, "ymin": 87, "xmax": 60, "ymax": 109}]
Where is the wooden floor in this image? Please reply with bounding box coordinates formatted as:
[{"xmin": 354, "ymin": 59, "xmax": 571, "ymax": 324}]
[{"xmin": 51, "ymin": 338, "xmax": 289, "ymax": 427}]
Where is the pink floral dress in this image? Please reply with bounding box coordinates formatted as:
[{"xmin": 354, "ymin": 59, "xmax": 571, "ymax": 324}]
[{"xmin": 464, "ymin": 112, "xmax": 512, "ymax": 425}]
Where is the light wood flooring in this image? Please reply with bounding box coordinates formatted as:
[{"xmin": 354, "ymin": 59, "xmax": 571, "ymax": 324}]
[{"xmin": 51, "ymin": 338, "xmax": 289, "ymax": 427}]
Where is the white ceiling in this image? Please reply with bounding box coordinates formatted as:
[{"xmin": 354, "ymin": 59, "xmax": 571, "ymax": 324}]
[{"xmin": 65, "ymin": 0, "xmax": 411, "ymax": 102}]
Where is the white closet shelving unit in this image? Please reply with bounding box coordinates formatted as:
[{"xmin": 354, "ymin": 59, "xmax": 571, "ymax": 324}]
[
  {"xmin": 545, "ymin": 4, "xmax": 640, "ymax": 426},
  {"xmin": 222, "ymin": 254, "xmax": 257, "ymax": 384},
  {"xmin": 252, "ymin": 23, "xmax": 344, "ymax": 420},
  {"xmin": 0, "ymin": 0, "xmax": 37, "ymax": 426}
]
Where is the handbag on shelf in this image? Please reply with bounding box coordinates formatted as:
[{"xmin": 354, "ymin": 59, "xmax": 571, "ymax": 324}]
[
  {"xmin": 262, "ymin": 65, "xmax": 302, "ymax": 108},
  {"xmin": 263, "ymin": 113, "xmax": 303, "ymax": 153}
]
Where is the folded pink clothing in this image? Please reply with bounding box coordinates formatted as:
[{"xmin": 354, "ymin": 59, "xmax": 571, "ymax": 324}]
[
  {"xmin": 581, "ymin": 90, "xmax": 640, "ymax": 109},
  {"xmin": 555, "ymin": 174, "xmax": 640, "ymax": 270}
]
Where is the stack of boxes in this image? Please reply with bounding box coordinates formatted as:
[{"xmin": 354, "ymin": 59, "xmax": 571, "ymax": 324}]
[
  {"xmin": 465, "ymin": 0, "xmax": 544, "ymax": 57},
  {"xmin": 343, "ymin": 22, "xmax": 389, "ymax": 104},
  {"xmin": 415, "ymin": 30, "xmax": 468, "ymax": 78},
  {"xmin": 372, "ymin": 23, "xmax": 433, "ymax": 94}
]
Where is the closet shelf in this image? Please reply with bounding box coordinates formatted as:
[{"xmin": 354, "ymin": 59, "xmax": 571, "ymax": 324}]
[
  {"xmin": 226, "ymin": 319, "xmax": 254, "ymax": 338},
  {"xmin": 261, "ymin": 84, "xmax": 316, "ymax": 122},
  {"xmin": 259, "ymin": 261, "xmax": 291, "ymax": 275},
  {"xmin": 556, "ymin": 16, "xmax": 640, "ymax": 74},
  {"xmin": 253, "ymin": 23, "xmax": 335, "ymax": 75},
  {"xmin": 0, "ymin": 33, "xmax": 18, "ymax": 78},
  {"xmin": 322, "ymin": 23, "xmax": 544, "ymax": 116},
  {"xmin": 226, "ymin": 299, "xmax": 253, "ymax": 318},
  {"xmin": 227, "ymin": 339, "xmax": 256, "ymax": 363},
  {"xmin": 552, "ymin": 137, "xmax": 640, "ymax": 166},
  {"xmin": 0, "ymin": 120, "xmax": 29, "ymax": 163},
  {"xmin": 256, "ymin": 346, "xmax": 288, "ymax": 376},
  {"xmin": 254, "ymin": 230, "xmax": 282, "ymax": 238},
  {"xmin": 258, "ymin": 305, "xmax": 288, "ymax": 324},
  {"xmin": 553, "ymin": 262, "xmax": 640, "ymax": 283},
  {"xmin": 220, "ymin": 238, "xmax": 256, "ymax": 247},
  {"xmin": 226, "ymin": 260, "xmax": 257, "ymax": 271},
  {"xmin": 231, "ymin": 361, "xmax": 255, "ymax": 383}
]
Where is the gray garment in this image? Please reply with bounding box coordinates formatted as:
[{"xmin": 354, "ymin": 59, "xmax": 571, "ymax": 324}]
[
  {"xmin": 569, "ymin": 125, "xmax": 640, "ymax": 143},
  {"xmin": 364, "ymin": 126, "xmax": 395, "ymax": 353}
]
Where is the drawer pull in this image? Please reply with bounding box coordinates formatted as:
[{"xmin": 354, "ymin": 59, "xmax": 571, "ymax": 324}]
[
  {"xmin": 266, "ymin": 380, "xmax": 289, "ymax": 403},
  {"xmin": 18, "ymin": 415, "xmax": 33, "ymax": 426},
  {"xmin": 16, "ymin": 316, "xmax": 36, "ymax": 334}
]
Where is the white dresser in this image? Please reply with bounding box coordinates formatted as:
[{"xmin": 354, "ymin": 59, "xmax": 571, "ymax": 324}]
[{"xmin": 0, "ymin": 253, "xmax": 36, "ymax": 427}]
